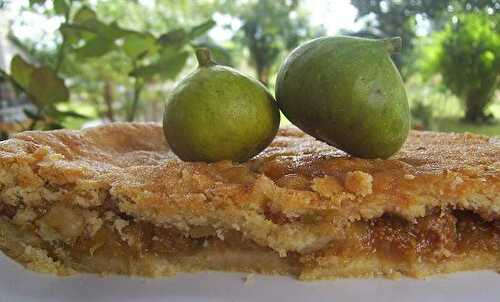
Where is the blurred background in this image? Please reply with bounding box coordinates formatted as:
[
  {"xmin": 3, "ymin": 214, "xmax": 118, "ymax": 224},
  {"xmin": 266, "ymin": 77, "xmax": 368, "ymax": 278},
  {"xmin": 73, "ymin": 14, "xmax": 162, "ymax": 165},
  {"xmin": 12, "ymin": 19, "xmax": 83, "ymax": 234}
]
[{"xmin": 0, "ymin": 0, "xmax": 498, "ymax": 139}]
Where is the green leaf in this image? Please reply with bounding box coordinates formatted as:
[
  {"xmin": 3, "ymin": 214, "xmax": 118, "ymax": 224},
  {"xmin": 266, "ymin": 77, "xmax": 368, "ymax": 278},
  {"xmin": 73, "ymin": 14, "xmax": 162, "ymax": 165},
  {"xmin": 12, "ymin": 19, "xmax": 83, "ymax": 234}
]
[
  {"xmin": 189, "ymin": 19, "xmax": 216, "ymax": 39},
  {"xmin": 64, "ymin": 20, "xmax": 126, "ymax": 50},
  {"xmin": 160, "ymin": 52, "xmax": 189, "ymax": 78},
  {"xmin": 54, "ymin": 0, "xmax": 69, "ymax": 16},
  {"xmin": 75, "ymin": 19, "xmax": 129, "ymax": 41},
  {"xmin": 123, "ymin": 32, "xmax": 157, "ymax": 58},
  {"xmin": 158, "ymin": 29, "xmax": 188, "ymax": 48},
  {"xmin": 106, "ymin": 21, "xmax": 131, "ymax": 39},
  {"xmin": 91, "ymin": 20, "xmax": 129, "ymax": 40},
  {"xmin": 73, "ymin": 6, "xmax": 97, "ymax": 25},
  {"xmin": 158, "ymin": 46, "xmax": 179, "ymax": 60},
  {"xmin": 60, "ymin": 24, "xmax": 81, "ymax": 45},
  {"xmin": 10, "ymin": 55, "xmax": 36, "ymax": 89},
  {"xmin": 29, "ymin": 0, "xmax": 46, "ymax": 6},
  {"xmin": 60, "ymin": 23, "xmax": 96, "ymax": 43},
  {"xmin": 28, "ymin": 67, "xmax": 69, "ymax": 105},
  {"xmin": 74, "ymin": 37, "xmax": 115, "ymax": 59},
  {"xmin": 130, "ymin": 51, "xmax": 189, "ymax": 80}
]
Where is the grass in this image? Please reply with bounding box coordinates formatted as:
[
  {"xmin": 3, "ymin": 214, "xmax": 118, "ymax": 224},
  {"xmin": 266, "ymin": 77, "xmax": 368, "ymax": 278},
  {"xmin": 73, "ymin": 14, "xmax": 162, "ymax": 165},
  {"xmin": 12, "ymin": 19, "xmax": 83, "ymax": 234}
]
[
  {"xmin": 429, "ymin": 101, "xmax": 500, "ymax": 136},
  {"xmin": 432, "ymin": 117, "xmax": 500, "ymax": 136},
  {"xmin": 56, "ymin": 103, "xmax": 99, "ymax": 130},
  {"xmin": 405, "ymin": 74, "xmax": 500, "ymax": 136},
  {"xmin": 280, "ymin": 104, "xmax": 500, "ymax": 137}
]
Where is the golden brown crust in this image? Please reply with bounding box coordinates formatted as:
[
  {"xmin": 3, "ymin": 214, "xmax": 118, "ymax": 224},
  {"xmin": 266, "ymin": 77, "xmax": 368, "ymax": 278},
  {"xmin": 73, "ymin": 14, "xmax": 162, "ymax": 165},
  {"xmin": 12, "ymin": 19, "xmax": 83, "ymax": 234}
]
[
  {"xmin": 0, "ymin": 122, "xmax": 499, "ymax": 279},
  {"xmin": 2, "ymin": 124, "xmax": 500, "ymax": 246},
  {"xmin": 4, "ymin": 123, "xmax": 499, "ymax": 213}
]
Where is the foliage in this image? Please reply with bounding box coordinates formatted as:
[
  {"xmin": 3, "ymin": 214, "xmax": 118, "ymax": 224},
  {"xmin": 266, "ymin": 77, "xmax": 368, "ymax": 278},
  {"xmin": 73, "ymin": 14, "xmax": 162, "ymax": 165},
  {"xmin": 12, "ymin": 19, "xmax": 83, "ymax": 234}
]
[
  {"xmin": 428, "ymin": 13, "xmax": 499, "ymax": 122},
  {"xmin": 1, "ymin": 0, "xmax": 215, "ymax": 130},
  {"xmin": 351, "ymin": 0, "xmax": 446, "ymax": 68},
  {"xmin": 0, "ymin": 55, "xmax": 71, "ymax": 130},
  {"xmin": 350, "ymin": 0, "xmax": 499, "ymax": 74},
  {"xmin": 57, "ymin": 3, "xmax": 214, "ymax": 121},
  {"xmin": 219, "ymin": 0, "xmax": 324, "ymax": 86},
  {"xmin": 352, "ymin": 0, "xmax": 500, "ymax": 126},
  {"xmin": 352, "ymin": 0, "xmax": 498, "ymax": 41},
  {"xmin": 2, "ymin": 0, "xmax": 320, "ymax": 136},
  {"xmin": 0, "ymin": 0, "xmax": 76, "ymax": 131}
]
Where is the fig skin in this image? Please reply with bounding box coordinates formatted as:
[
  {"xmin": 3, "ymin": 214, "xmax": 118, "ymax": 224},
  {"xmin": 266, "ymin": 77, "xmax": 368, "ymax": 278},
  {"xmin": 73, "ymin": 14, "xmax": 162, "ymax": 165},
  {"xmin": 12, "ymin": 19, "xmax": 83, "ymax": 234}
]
[
  {"xmin": 276, "ymin": 36, "xmax": 410, "ymax": 159},
  {"xmin": 164, "ymin": 48, "xmax": 280, "ymax": 163}
]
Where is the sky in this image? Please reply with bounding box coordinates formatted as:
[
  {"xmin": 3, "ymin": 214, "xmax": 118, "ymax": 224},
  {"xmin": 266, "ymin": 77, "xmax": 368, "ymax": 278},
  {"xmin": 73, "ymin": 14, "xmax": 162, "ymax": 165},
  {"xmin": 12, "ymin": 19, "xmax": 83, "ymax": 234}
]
[
  {"xmin": 306, "ymin": 0, "xmax": 362, "ymax": 34},
  {"xmin": 5, "ymin": 0, "xmax": 362, "ymax": 47}
]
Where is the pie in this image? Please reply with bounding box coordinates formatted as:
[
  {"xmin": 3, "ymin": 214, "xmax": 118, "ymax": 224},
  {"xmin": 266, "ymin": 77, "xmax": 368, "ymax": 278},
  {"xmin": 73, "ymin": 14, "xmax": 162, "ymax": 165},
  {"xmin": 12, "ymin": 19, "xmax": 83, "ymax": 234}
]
[{"xmin": 0, "ymin": 122, "xmax": 499, "ymax": 279}]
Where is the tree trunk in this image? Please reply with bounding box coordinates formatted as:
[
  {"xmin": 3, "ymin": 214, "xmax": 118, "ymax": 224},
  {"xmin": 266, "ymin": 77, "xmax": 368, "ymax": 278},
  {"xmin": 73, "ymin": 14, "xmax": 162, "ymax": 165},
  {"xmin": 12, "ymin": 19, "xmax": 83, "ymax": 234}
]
[
  {"xmin": 103, "ymin": 80, "xmax": 115, "ymax": 122},
  {"xmin": 464, "ymin": 90, "xmax": 491, "ymax": 123},
  {"xmin": 256, "ymin": 64, "xmax": 269, "ymax": 87}
]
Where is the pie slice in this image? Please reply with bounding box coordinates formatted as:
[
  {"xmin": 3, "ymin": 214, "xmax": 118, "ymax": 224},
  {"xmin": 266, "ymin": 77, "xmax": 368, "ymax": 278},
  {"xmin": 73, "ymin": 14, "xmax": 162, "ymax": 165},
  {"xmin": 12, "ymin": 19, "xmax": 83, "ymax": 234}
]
[{"xmin": 0, "ymin": 122, "xmax": 499, "ymax": 279}]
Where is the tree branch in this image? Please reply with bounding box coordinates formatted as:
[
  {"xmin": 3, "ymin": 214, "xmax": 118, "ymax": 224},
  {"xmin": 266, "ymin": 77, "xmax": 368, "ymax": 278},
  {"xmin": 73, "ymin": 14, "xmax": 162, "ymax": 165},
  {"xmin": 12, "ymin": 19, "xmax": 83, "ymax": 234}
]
[
  {"xmin": 55, "ymin": 2, "xmax": 73, "ymax": 73},
  {"xmin": 127, "ymin": 76, "xmax": 144, "ymax": 122},
  {"xmin": 27, "ymin": 106, "xmax": 44, "ymax": 131}
]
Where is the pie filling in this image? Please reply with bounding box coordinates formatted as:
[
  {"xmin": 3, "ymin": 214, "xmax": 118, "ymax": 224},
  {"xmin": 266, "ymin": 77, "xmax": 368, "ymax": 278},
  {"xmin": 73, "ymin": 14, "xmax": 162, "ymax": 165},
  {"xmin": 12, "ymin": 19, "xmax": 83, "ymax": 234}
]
[{"xmin": 1, "ymin": 199, "xmax": 499, "ymax": 277}]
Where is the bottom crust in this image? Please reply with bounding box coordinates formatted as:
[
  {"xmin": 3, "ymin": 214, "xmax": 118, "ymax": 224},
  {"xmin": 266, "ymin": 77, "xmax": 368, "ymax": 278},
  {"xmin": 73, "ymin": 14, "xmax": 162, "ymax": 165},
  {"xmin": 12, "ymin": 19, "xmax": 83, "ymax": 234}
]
[{"xmin": 1, "ymin": 216, "xmax": 499, "ymax": 280}]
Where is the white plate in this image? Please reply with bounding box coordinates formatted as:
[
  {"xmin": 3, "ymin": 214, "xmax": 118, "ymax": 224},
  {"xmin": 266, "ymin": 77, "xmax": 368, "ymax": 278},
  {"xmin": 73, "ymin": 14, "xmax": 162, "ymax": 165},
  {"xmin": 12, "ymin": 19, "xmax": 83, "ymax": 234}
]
[{"xmin": 0, "ymin": 254, "xmax": 498, "ymax": 302}]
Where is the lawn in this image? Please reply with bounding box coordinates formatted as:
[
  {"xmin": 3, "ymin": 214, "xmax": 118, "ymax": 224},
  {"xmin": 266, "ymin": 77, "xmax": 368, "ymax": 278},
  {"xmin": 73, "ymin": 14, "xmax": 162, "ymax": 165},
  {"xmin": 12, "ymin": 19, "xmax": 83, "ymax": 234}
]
[
  {"xmin": 430, "ymin": 102, "xmax": 500, "ymax": 136},
  {"xmin": 432, "ymin": 117, "xmax": 500, "ymax": 136},
  {"xmin": 57, "ymin": 103, "xmax": 100, "ymax": 130},
  {"xmin": 281, "ymin": 102, "xmax": 500, "ymax": 137}
]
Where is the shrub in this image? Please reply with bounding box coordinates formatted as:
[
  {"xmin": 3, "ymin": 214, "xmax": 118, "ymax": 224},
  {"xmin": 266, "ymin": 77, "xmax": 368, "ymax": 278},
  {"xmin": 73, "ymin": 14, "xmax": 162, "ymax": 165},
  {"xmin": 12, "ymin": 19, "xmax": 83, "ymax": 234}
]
[{"xmin": 434, "ymin": 13, "xmax": 499, "ymax": 122}]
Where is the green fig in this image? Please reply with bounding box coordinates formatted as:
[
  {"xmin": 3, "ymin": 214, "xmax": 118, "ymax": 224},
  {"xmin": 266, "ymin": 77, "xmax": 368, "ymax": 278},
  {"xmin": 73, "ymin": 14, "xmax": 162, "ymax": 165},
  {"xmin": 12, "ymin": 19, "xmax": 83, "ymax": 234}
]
[
  {"xmin": 163, "ymin": 48, "xmax": 280, "ymax": 163},
  {"xmin": 276, "ymin": 36, "xmax": 410, "ymax": 159}
]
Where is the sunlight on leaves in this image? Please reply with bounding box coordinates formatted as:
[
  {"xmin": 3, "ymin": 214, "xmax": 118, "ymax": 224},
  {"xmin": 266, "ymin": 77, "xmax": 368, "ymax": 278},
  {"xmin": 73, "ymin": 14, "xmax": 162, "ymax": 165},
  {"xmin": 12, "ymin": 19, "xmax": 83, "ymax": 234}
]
[{"xmin": 123, "ymin": 32, "xmax": 158, "ymax": 58}]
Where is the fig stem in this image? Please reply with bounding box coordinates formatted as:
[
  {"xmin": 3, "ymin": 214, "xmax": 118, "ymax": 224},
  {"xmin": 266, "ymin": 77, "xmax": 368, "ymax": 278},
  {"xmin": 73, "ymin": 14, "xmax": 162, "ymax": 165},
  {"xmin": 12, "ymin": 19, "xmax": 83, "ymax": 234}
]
[
  {"xmin": 382, "ymin": 37, "xmax": 402, "ymax": 53},
  {"xmin": 195, "ymin": 48, "xmax": 216, "ymax": 67}
]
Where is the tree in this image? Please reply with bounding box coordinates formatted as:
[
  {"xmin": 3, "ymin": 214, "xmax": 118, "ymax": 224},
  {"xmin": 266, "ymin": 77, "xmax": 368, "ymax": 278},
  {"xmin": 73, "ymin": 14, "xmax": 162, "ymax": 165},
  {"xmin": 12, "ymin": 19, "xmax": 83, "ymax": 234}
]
[
  {"xmin": 219, "ymin": 0, "xmax": 323, "ymax": 86},
  {"xmin": 2, "ymin": 0, "xmax": 215, "ymax": 128},
  {"xmin": 0, "ymin": 0, "xmax": 74, "ymax": 132},
  {"xmin": 350, "ymin": 0, "xmax": 499, "ymax": 71},
  {"xmin": 352, "ymin": 0, "xmax": 499, "ymax": 41},
  {"xmin": 352, "ymin": 0, "xmax": 445, "ymax": 47},
  {"xmin": 433, "ymin": 13, "xmax": 499, "ymax": 122}
]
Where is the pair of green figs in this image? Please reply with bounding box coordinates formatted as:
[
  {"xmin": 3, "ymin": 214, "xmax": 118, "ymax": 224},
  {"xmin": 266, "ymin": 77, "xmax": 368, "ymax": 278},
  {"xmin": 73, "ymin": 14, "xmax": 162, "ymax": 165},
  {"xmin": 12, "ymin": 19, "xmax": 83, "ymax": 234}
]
[{"xmin": 163, "ymin": 36, "xmax": 410, "ymax": 162}]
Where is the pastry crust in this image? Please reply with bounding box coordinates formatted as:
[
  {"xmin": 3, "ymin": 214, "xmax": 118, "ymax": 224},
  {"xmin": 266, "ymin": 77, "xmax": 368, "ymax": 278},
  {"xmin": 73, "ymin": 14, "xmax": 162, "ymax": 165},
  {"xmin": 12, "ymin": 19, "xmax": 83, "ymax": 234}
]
[{"xmin": 0, "ymin": 122, "xmax": 499, "ymax": 279}]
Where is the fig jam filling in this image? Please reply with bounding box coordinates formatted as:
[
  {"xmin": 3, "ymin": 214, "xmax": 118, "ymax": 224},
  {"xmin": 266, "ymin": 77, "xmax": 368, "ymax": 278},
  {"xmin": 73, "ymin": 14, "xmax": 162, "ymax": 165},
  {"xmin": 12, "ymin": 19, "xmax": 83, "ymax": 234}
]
[
  {"xmin": 310, "ymin": 210, "xmax": 500, "ymax": 262},
  {"xmin": 1, "ymin": 205, "xmax": 499, "ymax": 266}
]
